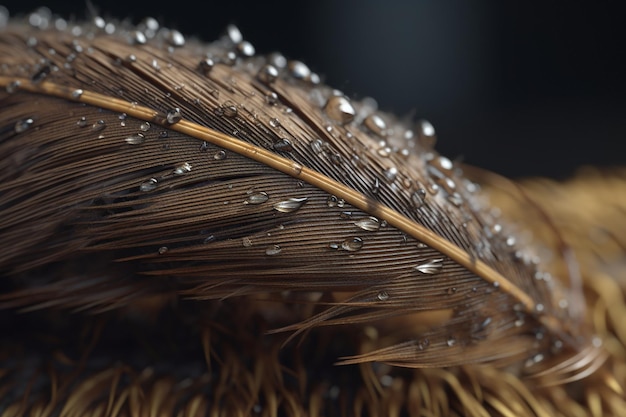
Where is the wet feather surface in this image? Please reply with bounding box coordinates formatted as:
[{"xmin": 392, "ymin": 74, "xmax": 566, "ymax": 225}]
[{"xmin": 0, "ymin": 8, "xmax": 624, "ymax": 416}]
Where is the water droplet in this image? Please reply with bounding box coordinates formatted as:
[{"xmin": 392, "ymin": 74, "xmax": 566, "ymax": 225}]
[
  {"xmin": 383, "ymin": 167, "xmax": 398, "ymax": 183},
  {"xmin": 371, "ymin": 178, "xmax": 380, "ymax": 195},
  {"xmin": 151, "ymin": 59, "xmax": 161, "ymax": 71},
  {"xmin": 6, "ymin": 80, "xmax": 21, "ymax": 93},
  {"xmin": 377, "ymin": 291, "xmax": 389, "ymax": 301},
  {"xmin": 236, "ymin": 41, "xmax": 255, "ymax": 57},
  {"xmin": 158, "ymin": 246, "xmax": 168, "ymax": 254},
  {"xmin": 92, "ymin": 119, "xmax": 106, "ymax": 131},
  {"xmin": 244, "ymin": 192, "xmax": 269, "ymax": 205},
  {"xmin": 31, "ymin": 61, "xmax": 51, "ymax": 83},
  {"xmin": 242, "ymin": 237, "xmax": 252, "ymax": 247},
  {"xmin": 14, "ymin": 118, "xmax": 34, "ymax": 133},
  {"xmin": 265, "ymin": 91, "xmax": 279, "ymax": 105},
  {"xmin": 258, "ymin": 64, "xmax": 279, "ymax": 84},
  {"xmin": 159, "ymin": 130, "xmax": 169, "ymax": 139},
  {"xmin": 173, "ymin": 162, "xmax": 192, "ymax": 175},
  {"xmin": 71, "ymin": 89, "xmax": 83, "ymax": 99},
  {"xmin": 213, "ymin": 150, "xmax": 227, "ymax": 160},
  {"xmin": 446, "ymin": 337, "xmax": 456, "ymax": 347},
  {"xmin": 288, "ymin": 60, "xmax": 310, "ymax": 80},
  {"xmin": 125, "ymin": 133, "xmax": 145, "ymax": 145},
  {"xmin": 269, "ymin": 117, "xmax": 281, "ymax": 128},
  {"xmin": 411, "ymin": 189, "xmax": 427, "ymax": 208},
  {"xmin": 417, "ymin": 119, "xmax": 436, "ymax": 147},
  {"xmin": 222, "ymin": 101, "xmax": 238, "ymax": 118},
  {"xmin": 131, "ymin": 30, "xmax": 146, "ymax": 45},
  {"xmin": 535, "ymin": 303, "xmax": 545, "ymax": 313},
  {"xmin": 417, "ymin": 338, "xmax": 430, "ymax": 350},
  {"xmin": 166, "ymin": 108, "xmax": 182, "ymax": 124},
  {"xmin": 139, "ymin": 122, "xmax": 151, "ymax": 132},
  {"xmin": 76, "ymin": 116, "xmax": 88, "ymax": 128},
  {"xmin": 140, "ymin": 177, "xmax": 158, "ymax": 192},
  {"xmin": 166, "ymin": 29, "xmax": 185, "ymax": 47},
  {"xmin": 506, "ymin": 236, "xmax": 516, "ymax": 247},
  {"xmin": 273, "ymin": 138, "xmax": 293, "ymax": 152},
  {"xmin": 363, "ymin": 114, "xmax": 387, "ymax": 137},
  {"xmin": 324, "ymin": 96, "xmax": 355, "ymax": 125},
  {"xmin": 354, "ymin": 217, "xmax": 380, "ymax": 232},
  {"xmin": 265, "ymin": 245, "xmax": 282, "ymax": 256},
  {"xmin": 198, "ymin": 58, "xmax": 215, "ymax": 75},
  {"xmin": 377, "ymin": 146, "xmax": 391, "ymax": 157},
  {"xmin": 273, "ymin": 197, "xmax": 308, "ymax": 213},
  {"xmin": 326, "ymin": 195, "xmax": 345, "ymax": 208},
  {"xmin": 446, "ymin": 287, "xmax": 457, "ymax": 295},
  {"xmin": 414, "ymin": 258, "xmax": 444, "ymax": 275},
  {"xmin": 226, "ymin": 24, "xmax": 243, "ymax": 44},
  {"xmin": 341, "ymin": 237, "xmax": 364, "ymax": 252}
]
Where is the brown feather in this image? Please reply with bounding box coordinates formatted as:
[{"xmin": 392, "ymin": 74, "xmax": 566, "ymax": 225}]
[{"xmin": 0, "ymin": 10, "xmax": 623, "ymax": 416}]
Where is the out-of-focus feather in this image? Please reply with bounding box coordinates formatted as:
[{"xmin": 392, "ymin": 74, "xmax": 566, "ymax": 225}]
[{"xmin": 0, "ymin": 10, "xmax": 623, "ymax": 416}]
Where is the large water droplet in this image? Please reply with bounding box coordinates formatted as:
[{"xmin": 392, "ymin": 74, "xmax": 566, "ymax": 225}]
[
  {"xmin": 14, "ymin": 118, "xmax": 34, "ymax": 133},
  {"xmin": 236, "ymin": 41, "xmax": 255, "ymax": 57},
  {"xmin": 244, "ymin": 192, "xmax": 269, "ymax": 205},
  {"xmin": 131, "ymin": 30, "xmax": 147, "ymax": 45},
  {"xmin": 226, "ymin": 24, "xmax": 243, "ymax": 44},
  {"xmin": 173, "ymin": 162, "xmax": 192, "ymax": 175},
  {"xmin": 257, "ymin": 64, "xmax": 278, "ymax": 84},
  {"xmin": 341, "ymin": 237, "xmax": 364, "ymax": 252},
  {"xmin": 363, "ymin": 114, "xmax": 387, "ymax": 137},
  {"xmin": 288, "ymin": 60, "xmax": 310, "ymax": 80},
  {"xmin": 222, "ymin": 101, "xmax": 238, "ymax": 118},
  {"xmin": 324, "ymin": 96, "xmax": 355, "ymax": 125},
  {"xmin": 265, "ymin": 245, "xmax": 282, "ymax": 256},
  {"xmin": 166, "ymin": 29, "xmax": 185, "ymax": 47},
  {"xmin": 414, "ymin": 258, "xmax": 444, "ymax": 274},
  {"xmin": 140, "ymin": 177, "xmax": 158, "ymax": 192},
  {"xmin": 199, "ymin": 58, "xmax": 214, "ymax": 74},
  {"xmin": 166, "ymin": 108, "xmax": 182, "ymax": 124},
  {"xmin": 125, "ymin": 133, "xmax": 145, "ymax": 145},
  {"xmin": 354, "ymin": 217, "xmax": 380, "ymax": 232},
  {"xmin": 273, "ymin": 197, "xmax": 308, "ymax": 213},
  {"xmin": 214, "ymin": 150, "xmax": 227, "ymax": 160}
]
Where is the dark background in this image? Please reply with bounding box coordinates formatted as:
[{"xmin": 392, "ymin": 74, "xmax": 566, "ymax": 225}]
[{"xmin": 2, "ymin": 0, "xmax": 625, "ymax": 179}]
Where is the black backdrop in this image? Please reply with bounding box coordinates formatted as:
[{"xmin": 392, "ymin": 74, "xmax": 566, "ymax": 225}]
[{"xmin": 2, "ymin": 0, "xmax": 625, "ymax": 179}]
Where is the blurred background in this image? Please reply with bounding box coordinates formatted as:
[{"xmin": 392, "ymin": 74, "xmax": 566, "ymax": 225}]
[{"xmin": 2, "ymin": 0, "xmax": 625, "ymax": 179}]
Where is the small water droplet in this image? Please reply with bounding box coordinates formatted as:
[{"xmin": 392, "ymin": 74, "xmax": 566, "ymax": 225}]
[
  {"xmin": 324, "ymin": 96, "xmax": 355, "ymax": 125},
  {"xmin": 411, "ymin": 189, "xmax": 427, "ymax": 208},
  {"xmin": 199, "ymin": 58, "xmax": 215, "ymax": 75},
  {"xmin": 244, "ymin": 192, "xmax": 269, "ymax": 205},
  {"xmin": 377, "ymin": 146, "xmax": 391, "ymax": 157},
  {"xmin": 354, "ymin": 217, "xmax": 380, "ymax": 232},
  {"xmin": 363, "ymin": 114, "xmax": 387, "ymax": 137},
  {"xmin": 92, "ymin": 119, "xmax": 106, "ymax": 131},
  {"xmin": 125, "ymin": 133, "xmax": 145, "ymax": 145},
  {"xmin": 166, "ymin": 108, "xmax": 182, "ymax": 124},
  {"xmin": 14, "ymin": 118, "xmax": 34, "ymax": 133},
  {"xmin": 265, "ymin": 91, "xmax": 279, "ymax": 105},
  {"xmin": 265, "ymin": 245, "xmax": 282, "ymax": 256},
  {"xmin": 139, "ymin": 121, "xmax": 151, "ymax": 131},
  {"xmin": 258, "ymin": 64, "xmax": 279, "ymax": 84},
  {"xmin": 446, "ymin": 287, "xmax": 457, "ymax": 295},
  {"xmin": 6, "ymin": 80, "xmax": 21, "ymax": 93},
  {"xmin": 140, "ymin": 177, "xmax": 158, "ymax": 192},
  {"xmin": 31, "ymin": 61, "xmax": 51, "ymax": 83},
  {"xmin": 273, "ymin": 197, "xmax": 308, "ymax": 213},
  {"xmin": 166, "ymin": 29, "xmax": 185, "ymax": 47},
  {"xmin": 226, "ymin": 24, "xmax": 243, "ymax": 43},
  {"xmin": 446, "ymin": 337, "xmax": 456, "ymax": 347},
  {"xmin": 371, "ymin": 178, "xmax": 380, "ymax": 195},
  {"xmin": 326, "ymin": 195, "xmax": 345, "ymax": 208},
  {"xmin": 173, "ymin": 162, "xmax": 192, "ymax": 175},
  {"xmin": 417, "ymin": 338, "xmax": 430, "ymax": 350},
  {"xmin": 288, "ymin": 60, "xmax": 310, "ymax": 80},
  {"xmin": 377, "ymin": 291, "xmax": 389, "ymax": 301},
  {"xmin": 273, "ymin": 138, "xmax": 293, "ymax": 152},
  {"xmin": 158, "ymin": 246, "xmax": 168, "ymax": 254},
  {"xmin": 151, "ymin": 59, "xmax": 161, "ymax": 71},
  {"xmin": 341, "ymin": 237, "xmax": 364, "ymax": 252},
  {"xmin": 159, "ymin": 130, "xmax": 169, "ymax": 139},
  {"xmin": 131, "ymin": 30, "xmax": 146, "ymax": 45},
  {"xmin": 214, "ymin": 150, "xmax": 227, "ymax": 160},
  {"xmin": 71, "ymin": 89, "xmax": 83, "ymax": 99},
  {"xmin": 414, "ymin": 258, "xmax": 444, "ymax": 275},
  {"xmin": 417, "ymin": 119, "xmax": 436, "ymax": 147},
  {"xmin": 222, "ymin": 101, "xmax": 238, "ymax": 118},
  {"xmin": 535, "ymin": 303, "xmax": 545, "ymax": 313},
  {"xmin": 76, "ymin": 116, "xmax": 88, "ymax": 128},
  {"xmin": 236, "ymin": 41, "xmax": 255, "ymax": 57},
  {"xmin": 269, "ymin": 117, "xmax": 281, "ymax": 128},
  {"xmin": 383, "ymin": 166, "xmax": 398, "ymax": 183},
  {"xmin": 242, "ymin": 237, "xmax": 253, "ymax": 247}
]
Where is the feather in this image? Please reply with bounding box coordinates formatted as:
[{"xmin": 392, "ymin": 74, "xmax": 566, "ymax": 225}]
[{"xmin": 0, "ymin": 10, "xmax": 623, "ymax": 416}]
